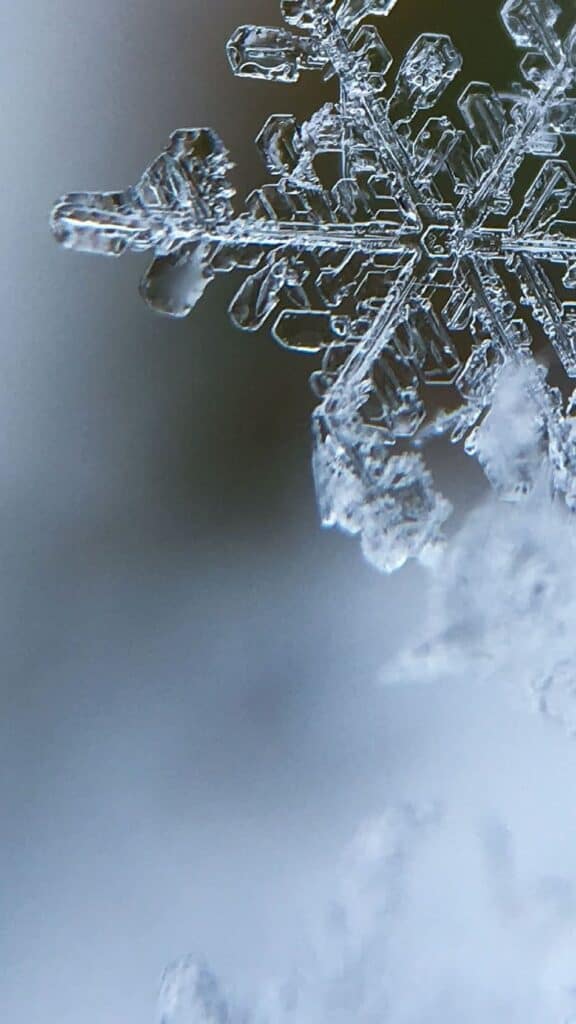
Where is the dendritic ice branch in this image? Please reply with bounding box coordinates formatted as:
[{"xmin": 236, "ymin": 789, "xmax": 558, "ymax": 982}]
[{"xmin": 51, "ymin": 0, "xmax": 576, "ymax": 571}]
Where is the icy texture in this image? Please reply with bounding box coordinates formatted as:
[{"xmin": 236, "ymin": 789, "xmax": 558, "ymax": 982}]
[
  {"xmin": 385, "ymin": 491, "xmax": 576, "ymax": 700},
  {"xmin": 51, "ymin": 0, "xmax": 576, "ymax": 570},
  {"xmin": 386, "ymin": 488, "xmax": 576, "ymax": 741},
  {"xmin": 382, "ymin": 368, "xmax": 576, "ymax": 741}
]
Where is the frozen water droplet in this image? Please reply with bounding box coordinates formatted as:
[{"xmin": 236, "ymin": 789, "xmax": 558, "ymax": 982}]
[{"xmin": 140, "ymin": 243, "xmax": 213, "ymax": 318}]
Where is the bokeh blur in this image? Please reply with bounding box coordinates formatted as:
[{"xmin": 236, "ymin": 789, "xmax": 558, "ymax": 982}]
[{"xmin": 2, "ymin": 2, "xmax": 536, "ymax": 1023}]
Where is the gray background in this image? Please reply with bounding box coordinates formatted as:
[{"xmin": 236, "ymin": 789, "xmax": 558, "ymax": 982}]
[{"xmin": 2, "ymin": 2, "xmax": 505, "ymax": 1022}]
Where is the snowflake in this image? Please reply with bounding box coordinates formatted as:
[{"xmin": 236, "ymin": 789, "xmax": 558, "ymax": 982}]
[{"xmin": 51, "ymin": 0, "xmax": 576, "ymax": 571}]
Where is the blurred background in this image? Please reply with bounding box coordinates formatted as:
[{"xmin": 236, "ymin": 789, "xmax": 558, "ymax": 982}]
[{"xmin": 0, "ymin": 2, "xmax": 533, "ymax": 1022}]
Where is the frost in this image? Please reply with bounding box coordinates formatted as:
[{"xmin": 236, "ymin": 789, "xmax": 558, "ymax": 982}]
[
  {"xmin": 382, "ymin": 370, "xmax": 576, "ymax": 739},
  {"xmin": 51, "ymin": 0, "xmax": 576, "ymax": 570}
]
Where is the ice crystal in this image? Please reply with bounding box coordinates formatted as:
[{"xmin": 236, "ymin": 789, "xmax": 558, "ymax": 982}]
[{"xmin": 51, "ymin": 0, "xmax": 576, "ymax": 570}]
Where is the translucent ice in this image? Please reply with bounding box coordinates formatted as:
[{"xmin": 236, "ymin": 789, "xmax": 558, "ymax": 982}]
[{"xmin": 51, "ymin": 0, "xmax": 576, "ymax": 570}]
